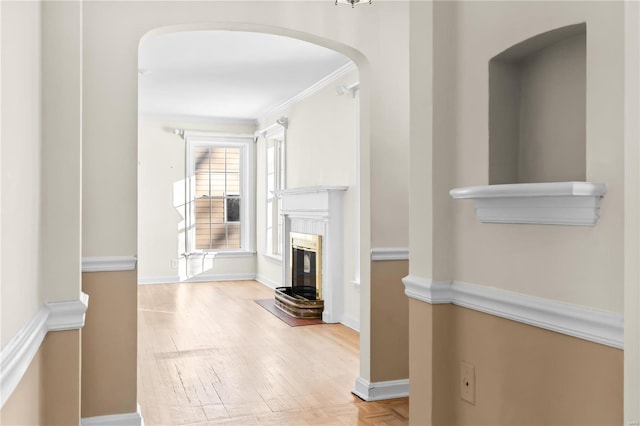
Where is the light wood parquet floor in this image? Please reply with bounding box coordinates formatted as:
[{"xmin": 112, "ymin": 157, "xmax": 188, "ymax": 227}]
[{"xmin": 138, "ymin": 280, "xmax": 409, "ymax": 425}]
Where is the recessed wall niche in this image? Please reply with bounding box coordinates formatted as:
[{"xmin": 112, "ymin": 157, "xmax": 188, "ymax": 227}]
[{"xmin": 489, "ymin": 23, "xmax": 586, "ymax": 184}]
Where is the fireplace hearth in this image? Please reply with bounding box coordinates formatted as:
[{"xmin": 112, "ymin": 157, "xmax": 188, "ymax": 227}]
[{"xmin": 275, "ymin": 233, "xmax": 324, "ymax": 319}]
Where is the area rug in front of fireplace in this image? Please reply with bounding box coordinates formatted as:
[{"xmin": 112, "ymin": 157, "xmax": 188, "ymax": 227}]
[{"xmin": 255, "ymin": 299, "xmax": 325, "ymax": 327}]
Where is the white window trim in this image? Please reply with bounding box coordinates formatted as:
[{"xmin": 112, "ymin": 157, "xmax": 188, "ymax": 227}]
[
  {"xmin": 184, "ymin": 131, "xmax": 255, "ymax": 256},
  {"xmin": 263, "ymin": 125, "xmax": 286, "ymax": 259}
]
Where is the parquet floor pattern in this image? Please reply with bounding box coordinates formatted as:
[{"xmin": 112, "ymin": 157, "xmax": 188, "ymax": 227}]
[{"xmin": 138, "ymin": 281, "xmax": 409, "ymax": 425}]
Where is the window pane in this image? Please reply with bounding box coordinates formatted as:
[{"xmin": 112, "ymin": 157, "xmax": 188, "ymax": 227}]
[
  {"xmin": 208, "ymin": 224, "xmax": 227, "ymax": 249},
  {"xmin": 226, "ymin": 198, "xmax": 240, "ymax": 222},
  {"xmin": 227, "ymin": 223, "xmax": 241, "ymax": 249},
  {"xmin": 226, "ymin": 172, "xmax": 240, "ymax": 194},
  {"xmin": 226, "ymin": 148, "xmax": 241, "ymax": 173}
]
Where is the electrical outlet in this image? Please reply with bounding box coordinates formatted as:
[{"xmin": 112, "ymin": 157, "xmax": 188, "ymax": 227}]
[
  {"xmin": 460, "ymin": 361, "xmax": 476, "ymax": 405},
  {"xmin": 171, "ymin": 258, "xmax": 179, "ymax": 269}
]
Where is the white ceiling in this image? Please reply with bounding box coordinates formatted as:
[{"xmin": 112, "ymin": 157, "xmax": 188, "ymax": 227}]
[{"xmin": 138, "ymin": 31, "xmax": 353, "ymax": 122}]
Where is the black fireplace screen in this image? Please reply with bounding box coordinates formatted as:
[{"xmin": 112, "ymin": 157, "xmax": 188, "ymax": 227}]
[{"xmin": 291, "ymin": 247, "xmax": 318, "ymax": 300}]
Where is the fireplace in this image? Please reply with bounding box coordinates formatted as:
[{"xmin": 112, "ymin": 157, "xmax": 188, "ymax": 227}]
[{"xmin": 274, "ymin": 233, "xmax": 324, "ymax": 319}]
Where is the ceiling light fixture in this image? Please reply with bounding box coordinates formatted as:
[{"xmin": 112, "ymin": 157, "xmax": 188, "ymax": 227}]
[{"xmin": 335, "ymin": 0, "xmax": 371, "ymax": 7}]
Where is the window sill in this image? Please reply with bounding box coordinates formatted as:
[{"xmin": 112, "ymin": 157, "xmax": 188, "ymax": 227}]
[{"xmin": 263, "ymin": 253, "xmax": 283, "ymax": 264}]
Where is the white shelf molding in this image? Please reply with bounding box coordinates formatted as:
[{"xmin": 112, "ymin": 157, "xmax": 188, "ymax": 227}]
[
  {"xmin": 352, "ymin": 377, "xmax": 409, "ymax": 401},
  {"xmin": 1, "ymin": 294, "xmax": 90, "ymax": 408},
  {"xmin": 371, "ymin": 247, "xmax": 409, "ymax": 261},
  {"xmin": 82, "ymin": 256, "xmax": 137, "ymax": 272},
  {"xmin": 450, "ymin": 181, "xmax": 607, "ymax": 226},
  {"xmin": 402, "ymin": 276, "xmax": 623, "ymax": 349}
]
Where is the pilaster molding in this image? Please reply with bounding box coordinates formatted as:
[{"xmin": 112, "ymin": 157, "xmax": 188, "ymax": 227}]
[
  {"xmin": 80, "ymin": 404, "xmax": 144, "ymax": 426},
  {"xmin": 82, "ymin": 256, "xmax": 137, "ymax": 272},
  {"xmin": 370, "ymin": 247, "xmax": 409, "ymax": 261},
  {"xmin": 352, "ymin": 377, "xmax": 409, "ymax": 401},
  {"xmin": 47, "ymin": 292, "xmax": 90, "ymax": 331},
  {"xmin": 402, "ymin": 276, "xmax": 624, "ymax": 349},
  {"xmin": 1, "ymin": 294, "xmax": 90, "ymax": 408}
]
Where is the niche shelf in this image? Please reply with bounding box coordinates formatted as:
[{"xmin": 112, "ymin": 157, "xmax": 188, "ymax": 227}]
[
  {"xmin": 451, "ymin": 23, "xmax": 606, "ymax": 226},
  {"xmin": 450, "ymin": 182, "xmax": 606, "ymax": 226}
]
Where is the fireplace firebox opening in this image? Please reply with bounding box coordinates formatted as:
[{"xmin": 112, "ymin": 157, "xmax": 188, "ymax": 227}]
[{"xmin": 274, "ymin": 232, "xmax": 324, "ymax": 319}]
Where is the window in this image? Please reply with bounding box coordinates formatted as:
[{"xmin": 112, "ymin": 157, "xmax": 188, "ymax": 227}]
[
  {"xmin": 265, "ymin": 132, "xmax": 285, "ymax": 257},
  {"xmin": 186, "ymin": 134, "xmax": 254, "ymax": 254}
]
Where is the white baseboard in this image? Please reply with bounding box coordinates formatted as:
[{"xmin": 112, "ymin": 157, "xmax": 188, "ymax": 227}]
[
  {"xmin": 341, "ymin": 313, "xmax": 360, "ymax": 332},
  {"xmin": 402, "ymin": 275, "xmax": 624, "ymax": 349},
  {"xmin": 184, "ymin": 273, "xmax": 256, "ymax": 283},
  {"xmin": 137, "ymin": 275, "xmax": 181, "ymax": 285},
  {"xmin": 255, "ymin": 274, "xmax": 280, "ymax": 290},
  {"xmin": 352, "ymin": 377, "xmax": 409, "ymax": 401},
  {"xmin": 81, "ymin": 404, "xmax": 144, "ymax": 426}
]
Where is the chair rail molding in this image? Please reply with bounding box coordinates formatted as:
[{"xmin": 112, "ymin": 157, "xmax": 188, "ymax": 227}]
[
  {"xmin": 450, "ymin": 181, "xmax": 607, "ymax": 226},
  {"xmin": 82, "ymin": 256, "xmax": 137, "ymax": 272},
  {"xmin": 402, "ymin": 276, "xmax": 622, "ymax": 349},
  {"xmin": 0, "ymin": 293, "xmax": 90, "ymax": 408},
  {"xmin": 370, "ymin": 247, "xmax": 409, "ymax": 261}
]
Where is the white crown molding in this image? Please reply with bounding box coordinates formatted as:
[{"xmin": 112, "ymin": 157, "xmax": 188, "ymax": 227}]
[
  {"xmin": 47, "ymin": 292, "xmax": 89, "ymax": 331},
  {"xmin": 258, "ymin": 61, "xmax": 358, "ymax": 124},
  {"xmin": 450, "ymin": 182, "xmax": 607, "ymax": 226},
  {"xmin": 82, "ymin": 256, "xmax": 137, "ymax": 272},
  {"xmin": 352, "ymin": 377, "xmax": 409, "ymax": 401},
  {"xmin": 371, "ymin": 247, "xmax": 409, "ymax": 261},
  {"xmin": 402, "ymin": 276, "xmax": 623, "ymax": 349},
  {"xmin": 1, "ymin": 294, "xmax": 90, "ymax": 408},
  {"xmin": 81, "ymin": 404, "xmax": 144, "ymax": 426},
  {"xmin": 139, "ymin": 112, "xmax": 257, "ymax": 128},
  {"xmin": 137, "ymin": 275, "xmax": 181, "ymax": 285}
]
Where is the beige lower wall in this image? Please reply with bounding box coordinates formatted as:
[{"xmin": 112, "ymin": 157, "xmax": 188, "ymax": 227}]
[
  {"xmin": 409, "ymin": 300, "xmax": 622, "ymax": 425},
  {"xmin": 370, "ymin": 260, "xmax": 409, "ymax": 382},
  {"xmin": 0, "ymin": 329, "xmax": 82, "ymax": 425},
  {"xmin": 82, "ymin": 270, "xmax": 138, "ymax": 417},
  {"xmin": 43, "ymin": 330, "xmax": 81, "ymax": 425},
  {"xmin": 0, "ymin": 348, "xmax": 44, "ymax": 425}
]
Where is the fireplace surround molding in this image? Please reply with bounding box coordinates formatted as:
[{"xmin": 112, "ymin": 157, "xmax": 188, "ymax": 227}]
[{"xmin": 276, "ymin": 186, "xmax": 347, "ymax": 323}]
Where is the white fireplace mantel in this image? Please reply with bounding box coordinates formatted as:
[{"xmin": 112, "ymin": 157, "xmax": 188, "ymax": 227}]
[{"xmin": 277, "ymin": 186, "xmax": 347, "ymax": 323}]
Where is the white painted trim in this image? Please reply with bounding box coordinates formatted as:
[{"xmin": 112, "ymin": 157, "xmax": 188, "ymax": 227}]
[
  {"xmin": 450, "ymin": 182, "xmax": 607, "ymax": 226},
  {"xmin": 371, "ymin": 247, "xmax": 409, "ymax": 261},
  {"xmin": 352, "ymin": 377, "xmax": 409, "ymax": 401},
  {"xmin": 137, "ymin": 276, "xmax": 181, "ymax": 285},
  {"xmin": 1, "ymin": 294, "xmax": 90, "ymax": 408},
  {"xmin": 208, "ymin": 250, "xmax": 255, "ymax": 259},
  {"xmin": 0, "ymin": 308, "xmax": 49, "ymax": 408},
  {"xmin": 82, "ymin": 256, "xmax": 137, "ymax": 272},
  {"xmin": 401, "ymin": 275, "xmax": 452, "ymax": 304},
  {"xmin": 81, "ymin": 404, "xmax": 144, "ymax": 426},
  {"xmin": 256, "ymin": 274, "xmax": 280, "ymax": 290},
  {"xmin": 402, "ymin": 276, "xmax": 624, "ymax": 349},
  {"xmin": 258, "ymin": 61, "xmax": 357, "ymax": 122},
  {"xmin": 341, "ymin": 314, "xmax": 360, "ymax": 332},
  {"xmin": 275, "ymin": 186, "xmax": 348, "ymax": 196},
  {"xmin": 139, "ymin": 112, "xmax": 257, "ymax": 127},
  {"xmin": 47, "ymin": 292, "xmax": 89, "ymax": 331},
  {"xmin": 184, "ymin": 273, "xmax": 256, "ymax": 283}
]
